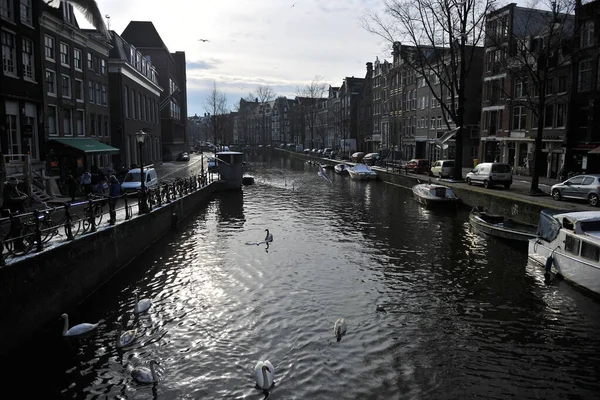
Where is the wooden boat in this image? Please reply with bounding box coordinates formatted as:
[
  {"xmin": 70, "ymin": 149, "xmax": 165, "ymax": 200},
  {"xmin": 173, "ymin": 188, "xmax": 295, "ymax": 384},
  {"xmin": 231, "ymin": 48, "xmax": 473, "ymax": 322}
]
[
  {"xmin": 242, "ymin": 175, "xmax": 255, "ymax": 185},
  {"xmin": 334, "ymin": 164, "xmax": 350, "ymax": 175},
  {"xmin": 348, "ymin": 164, "xmax": 377, "ymax": 181},
  {"xmin": 469, "ymin": 207, "xmax": 537, "ymax": 242},
  {"xmin": 529, "ymin": 209, "xmax": 600, "ymax": 295},
  {"xmin": 412, "ymin": 183, "xmax": 458, "ymax": 206}
]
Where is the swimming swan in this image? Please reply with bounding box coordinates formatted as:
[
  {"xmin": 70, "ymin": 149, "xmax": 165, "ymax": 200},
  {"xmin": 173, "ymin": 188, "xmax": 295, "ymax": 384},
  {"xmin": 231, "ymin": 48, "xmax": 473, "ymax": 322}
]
[
  {"xmin": 115, "ymin": 322, "xmax": 137, "ymax": 348},
  {"xmin": 134, "ymin": 291, "xmax": 152, "ymax": 314},
  {"xmin": 334, "ymin": 318, "xmax": 347, "ymax": 342},
  {"xmin": 61, "ymin": 313, "xmax": 98, "ymax": 337},
  {"xmin": 264, "ymin": 229, "xmax": 273, "ymax": 243},
  {"xmin": 132, "ymin": 360, "xmax": 159, "ymax": 384},
  {"xmin": 254, "ymin": 360, "xmax": 274, "ymax": 390}
]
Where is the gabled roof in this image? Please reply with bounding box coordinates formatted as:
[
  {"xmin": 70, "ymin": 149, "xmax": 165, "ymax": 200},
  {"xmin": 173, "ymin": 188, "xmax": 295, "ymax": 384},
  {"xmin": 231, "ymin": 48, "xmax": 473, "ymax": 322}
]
[{"xmin": 121, "ymin": 21, "xmax": 168, "ymax": 51}]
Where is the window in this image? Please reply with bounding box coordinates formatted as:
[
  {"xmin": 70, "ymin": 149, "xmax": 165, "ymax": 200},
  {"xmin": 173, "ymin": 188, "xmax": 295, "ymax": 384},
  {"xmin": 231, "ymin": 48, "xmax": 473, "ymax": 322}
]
[
  {"xmin": 20, "ymin": 0, "xmax": 32, "ymax": 25},
  {"xmin": 136, "ymin": 92, "xmax": 141, "ymax": 119},
  {"xmin": 100, "ymin": 59, "xmax": 106, "ymax": 74},
  {"xmin": 73, "ymin": 48, "xmax": 82, "ymax": 70},
  {"xmin": 1, "ymin": 0, "xmax": 14, "ymax": 20},
  {"xmin": 48, "ymin": 105, "xmax": 58, "ymax": 136},
  {"xmin": 104, "ymin": 115, "xmax": 109, "ymax": 137},
  {"xmin": 4, "ymin": 102, "xmax": 19, "ymax": 157},
  {"xmin": 558, "ymin": 75, "xmax": 567, "ymax": 93},
  {"xmin": 581, "ymin": 21, "xmax": 594, "ymax": 48},
  {"xmin": 21, "ymin": 37, "xmax": 34, "ymax": 80},
  {"xmin": 88, "ymin": 80, "xmax": 94, "ymax": 103},
  {"xmin": 63, "ymin": 109, "xmax": 72, "ymax": 136},
  {"xmin": 61, "ymin": 75, "xmax": 71, "ymax": 98},
  {"xmin": 556, "ymin": 104, "xmax": 565, "ymax": 127},
  {"xmin": 124, "ymin": 85, "xmax": 130, "ymax": 118},
  {"xmin": 87, "ymin": 52, "xmax": 94, "ymax": 71},
  {"xmin": 75, "ymin": 79, "xmax": 83, "ymax": 102},
  {"xmin": 1, "ymin": 30, "xmax": 16, "ymax": 76},
  {"xmin": 512, "ymin": 106, "xmax": 526, "ymax": 130},
  {"xmin": 430, "ymin": 117, "xmax": 435, "ymax": 130},
  {"xmin": 89, "ymin": 113, "xmax": 95, "ymax": 136},
  {"xmin": 564, "ymin": 234, "xmax": 580, "ymax": 255},
  {"xmin": 59, "ymin": 42, "xmax": 69, "ymax": 66},
  {"xmin": 46, "ymin": 70, "xmax": 56, "ymax": 95},
  {"xmin": 578, "ymin": 59, "xmax": 593, "ymax": 91},
  {"xmin": 62, "ymin": 3, "xmax": 74, "ymax": 23},
  {"xmin": 514, "ymin": 78, "xmax": 526, "ymax": 98},
  {"xmin": 95, "ymin": 82, "xmax": 101, "ymax": 104},
  {"xmin": 141, "ymin": 95, "xmax": 146, "ymax": 120},
  {"xmin": 101, "ymin": 85, "xmax": 107, "ymax": 106},
  {"xmin": 544, "ymin": 105, "xmax": 554, "ymax": 128},
  {"xmin": 75, "ymin": 110, "xmax": 84, "ymax": 136},
  {"xmin": 437, "ymin": 116, "xmax": 442, "ymax": 129},
  {"xmin": 581, "ymin": 241, "xmax": 600, "ymax": 262},
  {"xmin": 44, "ymin": 35, "xmax": 54, "ymax": 60},
  {"xmin": 97, "ymin": 115, "xmax": 102, "ymax": 137}
]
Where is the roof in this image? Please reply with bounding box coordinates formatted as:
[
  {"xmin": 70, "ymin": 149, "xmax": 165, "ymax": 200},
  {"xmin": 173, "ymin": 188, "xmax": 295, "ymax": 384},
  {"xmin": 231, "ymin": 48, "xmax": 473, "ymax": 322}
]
[
  {"xmin": 121, "ymin": 21, "xmax": 168, "ymax": 51},
  {"xmin": 50, "ymin": 138, "xmax": 119, "ymax": 154}
]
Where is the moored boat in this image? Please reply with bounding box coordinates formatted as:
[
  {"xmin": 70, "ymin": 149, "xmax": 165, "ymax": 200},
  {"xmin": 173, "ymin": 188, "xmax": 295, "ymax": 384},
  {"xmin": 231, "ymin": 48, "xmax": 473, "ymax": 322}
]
[
  {"xmin": 469, "ymin": 206, "xmax": 536, "ymax": 242},
  {"xmin": 348, "ymin": 164, "xmax": 377, "ymax": 181},
  {"xmin": 334, "ymin": 164, "xmax": 350, "ymax": 175},
  {"xmin": 412, "ymin": 183, "xmax": 458, "ymax": 207},
  {"xmin": 242, "ymin": 175, "xmax": 255, "ymax": 185},
  {"xmin": 528, "ymin": 209, "xmax": 600, "ymax": 296}
]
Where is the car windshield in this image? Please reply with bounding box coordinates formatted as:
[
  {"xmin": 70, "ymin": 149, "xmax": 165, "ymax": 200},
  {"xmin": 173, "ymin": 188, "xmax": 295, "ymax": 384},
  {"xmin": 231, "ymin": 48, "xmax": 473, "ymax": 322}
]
[{"xmin": 124, "ymin": 173, "xmax": 141, "ymax": 182}]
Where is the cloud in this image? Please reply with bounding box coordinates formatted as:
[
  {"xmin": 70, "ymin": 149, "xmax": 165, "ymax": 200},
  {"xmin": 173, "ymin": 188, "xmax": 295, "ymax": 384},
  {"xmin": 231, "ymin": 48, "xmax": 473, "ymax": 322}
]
[{"xmin": 186, "ymin": 60, "xmax": 221, "ymax": 70}]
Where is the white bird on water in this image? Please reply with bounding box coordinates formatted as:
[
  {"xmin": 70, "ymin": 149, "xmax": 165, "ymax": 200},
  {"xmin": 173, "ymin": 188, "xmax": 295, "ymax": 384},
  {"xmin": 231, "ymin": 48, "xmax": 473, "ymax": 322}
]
[
  {"xmin": 133, "ymin": 291, "xmax": 152, "ymax": 314},
  {"xmin": 61, "ymin": 313, "xmax": 99, "ymax": 337},
  {"xmin": 254, "ymin": 360, "xmax": 274, "ymax": 390},
  {"xmin": 115, "ymin": 322, "xmax": 137, "ymax": 348},
  {"xmin": 46, "ymin": 0, "xmax": 110, "ymax": 38},
  {"xmin": 318, "ymin": 164, "xmax": 332, "ymax": 184},
  {"xmin": 334, "ymin": 318, "xmax": 347, "ymax": 342},
  {"xmin": 264, "ymin": 229, "xmax": 273, "ymax": 243},
  {"xmin": 132, "ymin": 360, "xmax": 159, "ymax": 384}
]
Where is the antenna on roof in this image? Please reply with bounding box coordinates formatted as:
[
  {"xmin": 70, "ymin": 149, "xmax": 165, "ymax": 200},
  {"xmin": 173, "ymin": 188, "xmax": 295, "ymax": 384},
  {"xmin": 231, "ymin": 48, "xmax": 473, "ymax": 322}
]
[{"xmin": 105, "ymin": 14, "xmax": 111, "ymax": 31}]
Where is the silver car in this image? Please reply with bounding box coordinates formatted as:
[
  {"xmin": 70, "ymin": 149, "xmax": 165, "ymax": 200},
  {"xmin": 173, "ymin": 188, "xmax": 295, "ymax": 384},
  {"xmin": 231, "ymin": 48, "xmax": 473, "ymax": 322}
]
[{"xmin": 551, "ymin": 174, "xmax": 600, "ymax": 206}]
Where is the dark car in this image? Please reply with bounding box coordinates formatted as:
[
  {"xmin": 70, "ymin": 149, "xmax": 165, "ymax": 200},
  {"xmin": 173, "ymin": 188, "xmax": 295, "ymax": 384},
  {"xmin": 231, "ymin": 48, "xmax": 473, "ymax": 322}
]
[
  {"xmin": 351, "ymin": 152, "xmax": 365, "ymax": 162},
  {"xmin": 362, "ymin": 152, "xmax": 381, "ymax": 166},
  {"xmin": 176, "ymin": 152, "xmax": 190, "ymax": 161},
  {"xmin": 405, "ymin": 159, "xmax": 430, "ymax": 174},
  {"xmin": 207, "ymin": 158, "xmax": 218, "ymax": 172}
]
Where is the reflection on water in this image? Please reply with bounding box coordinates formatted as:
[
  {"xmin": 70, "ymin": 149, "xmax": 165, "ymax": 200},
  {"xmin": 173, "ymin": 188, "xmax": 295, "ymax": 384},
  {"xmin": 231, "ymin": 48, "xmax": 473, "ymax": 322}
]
[{"xmin": 7, "ymin": 153, "xmax": 600, "ymax": 399}]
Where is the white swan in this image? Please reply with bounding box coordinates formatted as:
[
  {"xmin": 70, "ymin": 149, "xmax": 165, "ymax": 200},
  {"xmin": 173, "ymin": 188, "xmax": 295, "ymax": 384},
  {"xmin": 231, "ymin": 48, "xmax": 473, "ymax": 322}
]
[
  {"xmin": 132, "ymin": 360, "xmax": 159, "ymax": 384},
  {"xmin": 334, "ymin": 318, "xmax": 347, "ymax": 342},
  {"xmin": 115, "ymin": 322, "xmax": 137, "ymax": 348},
  {"xmin": 254, "ymin": 360, "xmax": 274, "ymax": 390},
  {"xmin": 61, "ymin": 313, "xmax": 98, "ymax": 337},
  {"xmin": 264, "ymin": 229, "xmax": 273, "ymax": 243},
  {"xmin": 134, "ymin": 291, "xmax": 152, "ymax": 314}
]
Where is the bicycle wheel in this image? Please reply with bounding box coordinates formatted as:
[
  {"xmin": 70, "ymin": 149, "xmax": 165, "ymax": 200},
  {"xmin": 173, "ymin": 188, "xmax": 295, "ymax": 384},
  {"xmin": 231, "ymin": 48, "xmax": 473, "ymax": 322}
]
[
  {"xmin": 64, "ymin": 215, "xmax": 81, "ymax": 237},
  {"xmin": 4, "ymin": 225, "xmax": 35, "ymax": 256},
  {"xmin": 95, "ymin": 205, "xmax": 104, "ymax": 226},
  {"xmin": 40, "ymin": 218, "xmax": 58, "ymax": 243}
]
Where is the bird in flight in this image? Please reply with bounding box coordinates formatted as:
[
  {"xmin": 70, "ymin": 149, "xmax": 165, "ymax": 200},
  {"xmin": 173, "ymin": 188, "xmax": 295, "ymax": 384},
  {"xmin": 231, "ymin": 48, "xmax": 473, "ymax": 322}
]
[
  {"xmin": 198, "ymin": 39, "xmax": 210, "ymax": 42},
  {"xmin": 46, "ymin": 0, "xmax": 110, "ymax": 38}
]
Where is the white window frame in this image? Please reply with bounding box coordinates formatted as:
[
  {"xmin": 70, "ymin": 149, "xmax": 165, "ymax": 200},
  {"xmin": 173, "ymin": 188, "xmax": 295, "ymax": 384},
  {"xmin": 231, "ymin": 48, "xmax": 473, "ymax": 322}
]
[
  {"xmin": 59, "ymin": 42, "xmax": 69, "ymax": 67},
  {"xmin": 88, "ymin": 80, "xmax": 94, "ymax": 103},
  {"xmin": 61, "ymin": 74, "xmax": 71, "ymax": 98},
  {"xmin": 1, "ymin": 0, "xmax": 15, "ymax": 21},
  {"xmin": 19, "ymin": 0, "xmax": 32, "ymax": 25},
  {"xmin": 75, "ymin": 78, "xmax": 84, "ymax": 102},
  {"xmin": 1, "ymin": 29, "xmax": 17, "ymax": 77},
  {"xmin": 44, "ymin": 34, "xmax": 54, "ymax": 61},
  {"xmin": 46, "ymin": 69, "xmax": 56, "ymax": 96},
  {"xmin": 512, "ymin": 106, "xmax": 526, "ymax": 130},
  {"xmin": 63, "ymin": 108, "xmax": 73, "ymax": 136},
  {"xmin": 578, "ymin": 59, "xmax": 593, "ymax": 92},
  {"xmin": 581, "ymin": 21, "xmax": 594, "ymax": 48},
  {"xmin": 48, "ymin": 105, "xmax": 58, "ymax": 136},
  {"xmin": 73, "ymin": 48, "xmax": 82, "ymax": 70},
  {"xmin": 75, "ymin": 109, "xmax": 85, "ymax": 136},
  {"xmin": 21, "ymin": 37, "xmax": 34, "ymax": 81}
]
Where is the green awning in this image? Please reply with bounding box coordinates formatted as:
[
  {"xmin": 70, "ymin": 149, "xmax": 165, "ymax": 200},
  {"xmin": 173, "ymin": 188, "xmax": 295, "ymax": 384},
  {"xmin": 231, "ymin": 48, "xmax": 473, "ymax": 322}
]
[{"xmin": 51, "ymin": 138, "xmax": 120, "ymax": 154}]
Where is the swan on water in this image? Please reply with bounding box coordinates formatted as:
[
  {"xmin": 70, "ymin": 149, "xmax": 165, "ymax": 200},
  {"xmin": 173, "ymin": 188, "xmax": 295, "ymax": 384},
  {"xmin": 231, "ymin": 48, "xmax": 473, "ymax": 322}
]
[
  {"xmin": 115, "ymin": 322, "xmax": 137, "ymax": 348},
  {"xmin": 132, "ymin": 360, "xmax": 159, "ymax": 384},
  {"xmin": 61, "ymin": 313, "xmax": 98, "ymax": 337},
  {"xmin": 134, "ymin": 291, "xmax": 152, "ymax": 314},
  {"xmin": 254, "ymin": 360, "xmax": 274, "ymax": 390},
  {"xmin": 334, "ymin": 318, "xmax": 347, "ymax": 342},
  {"xmin": 46, "ymin": 0, "xmax": 110, "ymax": 38},
  {"xmin": 264, "ymin": 229, "xmax": 273, "ymax": 243}
]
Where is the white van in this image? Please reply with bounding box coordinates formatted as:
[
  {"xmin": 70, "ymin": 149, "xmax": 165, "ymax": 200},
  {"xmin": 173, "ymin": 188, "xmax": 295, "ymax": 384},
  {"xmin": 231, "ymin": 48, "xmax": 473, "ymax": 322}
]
[
  {"xmin": 121, "ymin": 166, "xmax": 159, "ymax": 193},
  {"xmin": 430, "ymin": 160, "xmax": 455, "ymax": 178},
  {"xmin": 466, "ymin": 162, "xmax": 512, "ymax": 189}
]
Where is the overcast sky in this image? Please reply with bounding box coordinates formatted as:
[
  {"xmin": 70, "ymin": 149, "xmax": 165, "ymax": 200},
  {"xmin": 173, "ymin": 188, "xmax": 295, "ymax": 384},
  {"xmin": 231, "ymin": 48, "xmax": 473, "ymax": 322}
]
[{"xmin": 80, "ymin": 0, "xmax": 540, "ymax": 117}]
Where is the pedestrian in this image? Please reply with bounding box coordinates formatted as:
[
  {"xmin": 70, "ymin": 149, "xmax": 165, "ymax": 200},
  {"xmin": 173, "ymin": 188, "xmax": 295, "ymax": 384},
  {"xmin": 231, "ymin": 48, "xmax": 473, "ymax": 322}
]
[
  {"xmin": 2, "ymin": 177, "xmax": 28, "ymax": 214},
  {"xmin": 81, "ymin": 171, "xmax": 92, "ymax": 197},
  {"xmin": 66, "ymin": 174, "xmax": 77, "ymax": 202},
  {"xmin": 108, "ymin": 175, "xmax": 121, "ymax": 225}
]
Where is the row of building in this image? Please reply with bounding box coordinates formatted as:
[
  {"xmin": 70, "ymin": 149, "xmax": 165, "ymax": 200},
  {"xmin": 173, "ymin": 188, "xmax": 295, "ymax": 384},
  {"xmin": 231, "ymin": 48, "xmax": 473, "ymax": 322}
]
[
  {"xmin": 199, "ymin": 1, "xmax": 598, "ymax": 179},
  {"xmin": 1, "ymin": 1, "xmax": 187, "ymax": 198}
]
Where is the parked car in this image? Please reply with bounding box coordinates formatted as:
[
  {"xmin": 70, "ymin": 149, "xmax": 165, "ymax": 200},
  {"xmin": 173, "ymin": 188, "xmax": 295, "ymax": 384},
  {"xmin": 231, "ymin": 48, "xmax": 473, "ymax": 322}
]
[
  {"xmin": 551, "ymin": 174, "xmax": 600, "ymax": 206},
  {"xmin": 362, "ymin": 152, "xmax": 381, "ymax": 166},
  {"xmin": 430, "ymin": 160, "xmax": 455, "ymax": 178},
  {"xmin": 176, "ymin": 152, "xmax": 190, "ymax": 161},
  {"xmin": 323, "ymin": 148, "xmax": 333, "ymax": 158},
  {"xmin": 465, "ymin": 162, "xmax": 513, "ymax": 189},
  {"xmin": 351, "ymin": 152, "xmax": 365, "ymax": 162},
  {"xmin": 207, "ymin": 158, "xmax": 218, "ymax": 172},
  {"xmin": 121, "ymin": 167, "xmax": 159, "ymax": 193},
  {"xmin": 405, "ymin": 159, "xmax": 430, "ymax": 174}
]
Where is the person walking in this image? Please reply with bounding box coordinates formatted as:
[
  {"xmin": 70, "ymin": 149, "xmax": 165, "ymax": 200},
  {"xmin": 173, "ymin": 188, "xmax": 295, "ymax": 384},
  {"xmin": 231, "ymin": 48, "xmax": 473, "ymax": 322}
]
[
  {"xmin": 81, "ymin": 171, "xmax": 92, "ymax": 197},
  {"xmin": 66, "ymin": 174, "xmax": 77, "ymax": 202},
  {"xmin": 108, "ymin": 175, "xmax": 121, "ymax": 225}
]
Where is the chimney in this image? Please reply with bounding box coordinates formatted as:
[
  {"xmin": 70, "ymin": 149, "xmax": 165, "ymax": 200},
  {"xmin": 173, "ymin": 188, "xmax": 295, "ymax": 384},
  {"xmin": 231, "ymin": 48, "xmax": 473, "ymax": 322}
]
[{"xmin": 366, "ymin": 62, "xmax": 373, "ymax": 74}]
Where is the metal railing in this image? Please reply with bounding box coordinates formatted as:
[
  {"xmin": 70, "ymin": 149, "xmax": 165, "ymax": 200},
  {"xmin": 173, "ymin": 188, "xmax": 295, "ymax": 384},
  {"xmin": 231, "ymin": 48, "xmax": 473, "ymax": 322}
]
[{"xmin": 0, "ymin": 172, "xmax": 213, "ymax": 265}]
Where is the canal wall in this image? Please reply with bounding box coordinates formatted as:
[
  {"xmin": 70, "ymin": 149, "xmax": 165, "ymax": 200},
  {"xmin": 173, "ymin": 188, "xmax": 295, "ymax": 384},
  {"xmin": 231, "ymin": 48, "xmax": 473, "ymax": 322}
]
[
  {"xmin": 0, "ymin": 181, "xmax": 228, "ymax": 355},
  {"xmin": 275, "ymin": 149, "xmax": 559, "ymax": 226}
]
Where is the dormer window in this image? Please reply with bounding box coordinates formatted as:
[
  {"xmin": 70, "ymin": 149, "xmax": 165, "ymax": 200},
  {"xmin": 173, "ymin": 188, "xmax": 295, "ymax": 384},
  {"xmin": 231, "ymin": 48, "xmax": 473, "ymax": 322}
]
[{"xmin": 62, "ymin": 3, "xmax": 75, "ymax": 24}]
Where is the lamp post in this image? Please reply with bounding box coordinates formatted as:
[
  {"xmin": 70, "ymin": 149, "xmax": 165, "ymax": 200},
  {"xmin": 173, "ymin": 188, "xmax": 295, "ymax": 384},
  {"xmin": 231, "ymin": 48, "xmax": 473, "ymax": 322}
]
[{"xmin": 135, "ymin": 130, "xmax": 149, "ymax": 214}]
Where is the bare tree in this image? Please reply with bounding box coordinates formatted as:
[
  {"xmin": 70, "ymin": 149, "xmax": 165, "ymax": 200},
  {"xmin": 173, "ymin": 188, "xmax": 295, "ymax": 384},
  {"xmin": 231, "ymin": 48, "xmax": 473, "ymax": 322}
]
[
  {"xmin": 296, "ymin": 75, "xmax": 328, "ymax": 149},
  {"xmin": 204, "ymin": 81, "xmax": 228, "ymax": 150},
  {"xmin": 364, "ymin": 0, "xmax": 495, "ymax": 180},
  {"xmin": 251, "ymin": 85, "xmax": 276, "ymax": 145}
]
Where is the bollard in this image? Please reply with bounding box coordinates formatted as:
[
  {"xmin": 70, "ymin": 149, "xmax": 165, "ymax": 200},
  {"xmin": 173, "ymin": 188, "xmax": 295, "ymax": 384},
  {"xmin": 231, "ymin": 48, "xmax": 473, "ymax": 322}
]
[
  {"xmin": 88, "ymin": 199, "xmax": 97, "ymax": 232},
  {"xmin": 124, "ymin": 195, "xmax": 131, "ymax": 220},
  {"xmin": 33, "ymin": 209, "xmax": 43, "ymax": 252},
  {"xmin": 64, "ymin": 203, "xmax": 74, "ymax": 240}
]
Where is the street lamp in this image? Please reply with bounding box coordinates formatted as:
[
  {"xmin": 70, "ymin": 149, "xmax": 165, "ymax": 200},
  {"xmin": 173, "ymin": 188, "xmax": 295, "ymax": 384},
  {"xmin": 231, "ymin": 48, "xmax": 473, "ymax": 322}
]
[{"xmin": 135, "ymin": 129, "xmax": 149, "ymax": 214}]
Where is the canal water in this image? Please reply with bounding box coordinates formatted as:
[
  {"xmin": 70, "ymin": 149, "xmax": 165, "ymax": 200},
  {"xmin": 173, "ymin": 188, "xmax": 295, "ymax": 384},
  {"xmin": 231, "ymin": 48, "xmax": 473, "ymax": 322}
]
[{"xmin": 8, "ymin": 154, "xmax": 600, "ymax": 399}]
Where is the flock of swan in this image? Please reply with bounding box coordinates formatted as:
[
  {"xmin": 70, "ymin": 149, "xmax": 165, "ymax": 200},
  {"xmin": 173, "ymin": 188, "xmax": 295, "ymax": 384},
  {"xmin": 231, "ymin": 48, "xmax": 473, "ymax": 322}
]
[
  {"xmin": 60, "ymin": 290, "xmax": 156, "ymax": 384},
  {"xmin": 60, "ymin": 229, "xmax": 348, "ymax": 391}
]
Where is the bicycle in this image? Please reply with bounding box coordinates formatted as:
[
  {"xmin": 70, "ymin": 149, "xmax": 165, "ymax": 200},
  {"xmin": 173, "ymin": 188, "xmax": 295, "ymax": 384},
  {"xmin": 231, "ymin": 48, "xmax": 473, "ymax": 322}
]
[
  {"xmin": 82, "ymin": 195, "xmax": 106, "ymax": 232},
  {"xmin": 38, "ymin": 208, "xmax": 82, "ymax": 239},
  {"xmin": 1, "ymin": 214, "xmax": 36, "ymax": 256}
]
